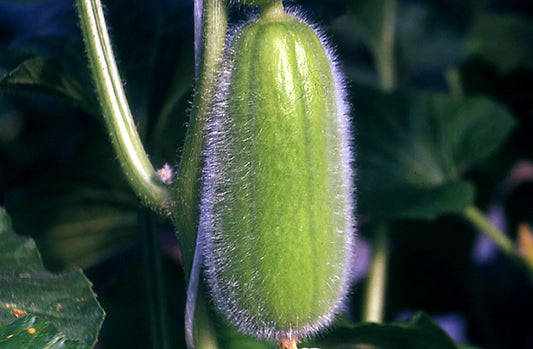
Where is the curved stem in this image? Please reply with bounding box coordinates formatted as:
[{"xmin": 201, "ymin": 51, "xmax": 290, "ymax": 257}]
[
  {"xmin": 463, "ymin": 205, "xmax": 515, "ymax": 255},
  {"xmin": 76, "ymin": 0, "xmax": 172, "ymax": 212},
  {"xmin": 362, "ymin": 221, "xmax": 389, "ymax": 323},
  {"xmin": 77, "ymin": 0, "xmax": 225, "ymax": 347},
  {"xmin": 463, "ymin": 205, "xmax": 533, "ymax": 276}
]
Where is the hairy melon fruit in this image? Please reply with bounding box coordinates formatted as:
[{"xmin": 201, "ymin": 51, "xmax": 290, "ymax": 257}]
[
  {"xmin": 200, "ymin": 6, "xmax": 355, "ymax": 346},
  {"xmin": 232, "ymin": 0, "xmax": 279, "ymax": 7}
]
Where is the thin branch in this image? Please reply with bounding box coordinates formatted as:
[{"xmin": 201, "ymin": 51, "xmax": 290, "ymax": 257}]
[
  {"xmin": 362, "ymin": 221, "xmax": 390, "ymax": 323},
  {"xmin": 362, "ymin": 0, "xmax": 396, "ymax": 324},
  {"xmin": 463, "ymin": 205, "xmax": 533, "ymax": 276},
  {"xmin": 172, "ymin": 0, "xmax": 227, "ymax": 279},
  {"xmin": 463, "ymin": 205, "xmax": 515, "ymax": 255},
  {"xmin": 375, "ymin": 0, "xmax": 397, "ymax": 91},
  {"xmin": 76, "ymin": 0, "xmax": 172, "ymax": 212},
  {"xmin": 175, "ymin": 0, "xmax": 228, "ymax": 348},
  {"xmin": 446, "ymin": 67, "xmax": 465, "ymax": 100}
]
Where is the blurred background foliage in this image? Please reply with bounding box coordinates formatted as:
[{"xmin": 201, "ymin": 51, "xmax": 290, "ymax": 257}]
[{"xmin": 0, "ymin": 0, "xmax": 532, "ymax": 348}]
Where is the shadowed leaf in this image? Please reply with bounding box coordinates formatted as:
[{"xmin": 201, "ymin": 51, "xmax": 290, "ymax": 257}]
[
  {"xmin": 308, "ymin": 312, "xmax": 459, "ymax": 349},
  {"xmin": 0, "ymin": 207, "xmax": 104, "ymax": 347},
  {"xmin": 355, "ymin": 85, "xmax": 516, "ymax": 219},
  {"xmin": 467, "ymin": 13, "xmax": 533, "ymax": 73},
  {"xmin": 0, "ymin": 57, "xmax": 97, "ymax": 115}
]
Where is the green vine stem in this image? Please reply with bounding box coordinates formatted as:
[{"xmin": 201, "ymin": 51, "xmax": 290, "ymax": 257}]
[
  {"xmin": 375, "ymin": 0, "xmax": 397, "ymax": 91},
  {"xmin": 463, "ymin": 205, "xmax": 533, "ymax": 276},
  {"xmin": 77, "ymin": 0, "xmax": 226, "ymax": 347},
  {"xmin": 173, "ymin": 0, "xmax": 228, "ymax": 348},
  {"xmin": 172, "ymin": 0, "xmax": 228, "ymax": 280},
  {"xmin": 362, "ymin": 221, "xmax": 390, "ymax": 323},
  {"xmin": 75, "ymin": 0, "xmax": 172, "ymax": 212},
  {"xmin": 362, "ymin": 0, "xmax": 397, "ymax": 324}
]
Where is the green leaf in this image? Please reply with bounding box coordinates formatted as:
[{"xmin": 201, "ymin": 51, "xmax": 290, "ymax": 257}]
[
  {"xmin": 0, "ymin": 207, "xmax": 105, "ymax": 347},
  {"xmin": 346, "ymin": 0, "xmax": 397, "ymax": 89},
  {"xmin": 365, "ymin": 182, "xmax": 476, "ymax": 220},
  {"xmin": 347, "ymin": 0, "xmax": 390, "ymax": 51},
  {"xmin": 307, "ymin": 312, "xmax": 459, "ymax": 349},
  {"xmin": 355, "ymin": 85, "xmax": 516, "ymax": 219},
  {"xmin": 5, "ymin": 183, "xmax": 138, "ymax": 270},
  {"xmin": 0, "ymin": 57, "xmax": 97, "ymax": 115},
  {"xmin": 341, "ymin": 0, "xmax": 484, "ymax": 88},
  {"xmin": 0, "ymin": 315, "xmax": 90, "ymax": 349},
  {"xmin": 4, "ymin": 135, "xmax": 140, "ymax": 270},
  {"xmin": 467, "ymin": 13, "xmax": 533, "ymax": 73}
]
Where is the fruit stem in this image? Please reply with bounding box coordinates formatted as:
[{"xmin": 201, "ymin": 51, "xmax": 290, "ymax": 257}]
[
  {"xmin": 260, "ymin": 0, "xmax": 288, "ymax": 21},
  {"xmin": 362, "ymin": 220, "xmax": 389, "ymax": 323}
]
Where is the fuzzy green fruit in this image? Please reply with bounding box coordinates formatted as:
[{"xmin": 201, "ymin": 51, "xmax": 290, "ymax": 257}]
[
  {"xmin": 232, "ymin": 0, "xmax": 279, "ymax": 7},
  {"xmin": 200, "ymin": 10, "xmax": 355, "ymax": 345}
]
